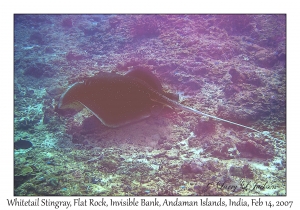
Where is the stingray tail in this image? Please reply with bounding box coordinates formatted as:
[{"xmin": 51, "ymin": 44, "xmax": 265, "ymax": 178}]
[
  {"xmin": 152, "ymin": 92, "xmax": 260, "ymax": 133},
  {"xmin": 179, "ymin": 104, "xmax": 260, "ymax": 133}
]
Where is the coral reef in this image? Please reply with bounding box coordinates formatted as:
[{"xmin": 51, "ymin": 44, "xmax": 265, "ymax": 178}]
[{"xmin": 14, "ymin": 14, "xmax": 286, "ymax": 196}]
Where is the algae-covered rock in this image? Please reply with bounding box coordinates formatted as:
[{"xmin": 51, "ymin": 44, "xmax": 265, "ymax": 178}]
[
  {"xmin": 165, "ymin": 149, "xmax": 179, "ymax": 160},
  {"xmin": 92, "ymin": 185, "xmax": 109, "ymax": 195},
  {"xmin": 229, "ymin": 164, "xmax": 254, "ymax": 179},
  {"xmin": 16, "ymin": 166, "xmax": 34, "ymax": 176},
  {"xmin": 48, "ymin": 177, "xmax": 59, "ymax": 188},
  {"xmin": 229, "ymin": 166, "xmax": 243, "ymax": 177},
  {"xmin": 151, "ymin": 150, "xmax": 167, "ymax": 158},
  {"xmin": 99, "ymin": 155, "xmax": 119, "ymax": 172},
  {"xmin": 14, "ymin": 166, "xmax": 35, "ymax": 189}
]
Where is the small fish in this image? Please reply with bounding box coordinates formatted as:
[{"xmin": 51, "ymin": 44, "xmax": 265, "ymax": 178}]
[
  {"xmin": 58, "ymin": 69, "xmax": 259, "ymax": 132},
  {"xmin": 14, "ymin": 139, "xmax": 33, "ymax": 150}
]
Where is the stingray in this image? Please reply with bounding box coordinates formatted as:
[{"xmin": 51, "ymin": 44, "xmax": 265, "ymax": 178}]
[{"xmin": 58, "ymin": 69, "xmax": 259, "ymax": 132}]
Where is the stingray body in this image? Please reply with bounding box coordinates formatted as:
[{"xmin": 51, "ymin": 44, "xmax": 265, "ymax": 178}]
[
  {"xmin": 58, "ymin": 69, "xmax": 259, "ymax": 132},
  {"xmin": 58, "ymin": 69, "xmax": 177, "ymax": 127}
]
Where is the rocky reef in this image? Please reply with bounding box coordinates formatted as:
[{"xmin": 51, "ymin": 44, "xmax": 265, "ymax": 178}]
[{"xmin": 14, "ymin": 14, "xmax": 286, "ymax": 196}]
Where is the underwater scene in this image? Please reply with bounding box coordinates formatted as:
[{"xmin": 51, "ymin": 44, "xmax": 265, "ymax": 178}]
[{"xmin": 14, "ymin": 14, "xmax": 286, "ymax": 196}]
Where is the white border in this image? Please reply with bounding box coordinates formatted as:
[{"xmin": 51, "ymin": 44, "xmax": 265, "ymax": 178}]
[{"xmin": 2, "ymin": 0, "xmax": 298, "ymax": 209}]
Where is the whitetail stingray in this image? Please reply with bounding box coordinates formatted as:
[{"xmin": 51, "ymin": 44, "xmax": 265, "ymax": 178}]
[{"xmin": 58, "ymin": 69, "xmax": 259, "ymax": 132}]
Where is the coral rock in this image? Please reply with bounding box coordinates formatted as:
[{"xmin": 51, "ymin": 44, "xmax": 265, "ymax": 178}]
[
  {"xmin": 255, "ymin": 49, "xmax": 277, "ymax": 68},
  {"xmin": 194, "ymin": 120, "xmax": 215, "ymax": 136},
  {"xmin": 61, "ymin": 18, "xmax": 73, "ymax": 28},
  {"xmin": 236, "ymin": 140, "xmax": 274, "ymax": 159},
  {"xmin": 165, "ymin": 149, "xmax": 179, "ymax": 160}
]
